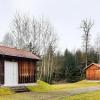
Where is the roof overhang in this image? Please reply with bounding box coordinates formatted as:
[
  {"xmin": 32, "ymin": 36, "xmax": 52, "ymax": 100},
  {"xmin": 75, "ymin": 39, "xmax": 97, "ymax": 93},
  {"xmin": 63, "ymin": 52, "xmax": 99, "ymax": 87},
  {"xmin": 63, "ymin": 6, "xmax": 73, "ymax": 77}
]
[{"xmin": 84, "ymin": 63, "xmax": 100, "ymax": 70}]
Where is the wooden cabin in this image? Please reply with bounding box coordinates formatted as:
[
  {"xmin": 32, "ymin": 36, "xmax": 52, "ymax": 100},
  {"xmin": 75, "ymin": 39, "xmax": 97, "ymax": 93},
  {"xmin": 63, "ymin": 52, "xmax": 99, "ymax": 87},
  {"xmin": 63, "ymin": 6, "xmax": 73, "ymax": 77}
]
[
  {"xmin": 85, "ymin": 63, "xmax": 100, "ymax": 80},
  {"xmin": 0, "ymin": 46, "xmax": 40, "ymax": 86}
]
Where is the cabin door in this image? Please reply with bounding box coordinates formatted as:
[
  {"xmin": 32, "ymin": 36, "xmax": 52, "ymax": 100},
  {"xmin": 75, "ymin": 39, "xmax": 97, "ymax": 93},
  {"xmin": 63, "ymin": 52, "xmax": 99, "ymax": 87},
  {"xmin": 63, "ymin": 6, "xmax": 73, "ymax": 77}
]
[{"xmin": 4, "ymin": 61, "xmax": 18, "ymax": 86}]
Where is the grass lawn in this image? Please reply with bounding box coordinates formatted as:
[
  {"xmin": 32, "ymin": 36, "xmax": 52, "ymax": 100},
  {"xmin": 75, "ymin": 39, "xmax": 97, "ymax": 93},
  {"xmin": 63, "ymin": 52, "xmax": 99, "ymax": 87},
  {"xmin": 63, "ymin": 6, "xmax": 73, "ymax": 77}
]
[
  {"xmin": 58, "ymin": 90, "xmax": 100, "ymax": 100},
  {"xmin": 52, "ymin": 80, "xmax": 100, "ymax": 91},
  {"xmin": 0, "ymin": 80, "xmax": 100, "ymax": 100},
  {"xmin": 27, "ymin": 80, "xmax": 100, "ymax": 92}
]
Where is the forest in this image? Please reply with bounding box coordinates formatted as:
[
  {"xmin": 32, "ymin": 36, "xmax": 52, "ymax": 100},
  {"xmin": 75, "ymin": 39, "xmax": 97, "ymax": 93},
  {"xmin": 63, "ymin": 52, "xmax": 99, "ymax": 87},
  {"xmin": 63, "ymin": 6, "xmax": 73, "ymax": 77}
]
[{"xmin": 1, "ymin": 13, "xmax": 100, "ymax": 83}]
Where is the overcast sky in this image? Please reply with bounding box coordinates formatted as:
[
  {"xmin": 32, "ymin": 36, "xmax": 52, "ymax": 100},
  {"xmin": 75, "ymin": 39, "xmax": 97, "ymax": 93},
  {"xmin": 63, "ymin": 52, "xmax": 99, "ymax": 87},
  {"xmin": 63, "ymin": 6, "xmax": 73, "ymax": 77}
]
[{"xmin": 0, "ymin": 0, "xmax": 100, "ymax": 52}]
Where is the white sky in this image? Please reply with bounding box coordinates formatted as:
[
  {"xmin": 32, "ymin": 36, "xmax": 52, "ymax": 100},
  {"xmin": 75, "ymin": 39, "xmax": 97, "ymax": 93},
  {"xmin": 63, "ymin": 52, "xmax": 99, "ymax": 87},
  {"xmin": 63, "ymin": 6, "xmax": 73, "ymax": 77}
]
[{"xmin": 0, "ymin": 0, "xmax": 100, "ymax": 52}]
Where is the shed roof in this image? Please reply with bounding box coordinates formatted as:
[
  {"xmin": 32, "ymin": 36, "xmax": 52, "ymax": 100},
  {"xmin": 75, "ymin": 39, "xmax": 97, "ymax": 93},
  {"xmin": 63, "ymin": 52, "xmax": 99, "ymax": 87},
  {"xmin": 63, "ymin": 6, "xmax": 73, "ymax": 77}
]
[
  {"xmin": 0, "ymin": 45, "xmax": 40, "ymax": 60},
  {"xmin": 85, "ymin": 63, "xmax": 100, "ymax": 70}
]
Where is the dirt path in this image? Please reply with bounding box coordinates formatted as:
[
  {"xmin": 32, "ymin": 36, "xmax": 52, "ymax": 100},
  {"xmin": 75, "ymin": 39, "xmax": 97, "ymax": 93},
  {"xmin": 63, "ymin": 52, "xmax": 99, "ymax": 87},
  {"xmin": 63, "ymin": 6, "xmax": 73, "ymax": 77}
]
[
  {"xmin": 0, "ymin": 86, "xmax": 100, "ymax": 100},
  {"xmin": 66, "ymin": 86, "xmax": 100, "ymax": 95}
]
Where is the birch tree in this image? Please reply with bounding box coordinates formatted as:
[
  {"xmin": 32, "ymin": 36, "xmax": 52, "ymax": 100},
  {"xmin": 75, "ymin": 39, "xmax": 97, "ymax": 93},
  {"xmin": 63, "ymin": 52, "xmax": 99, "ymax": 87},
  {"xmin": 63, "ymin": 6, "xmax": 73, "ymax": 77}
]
[{"xmin": 38, "ymin": 18, "xmax": 57, "ymax": 82}]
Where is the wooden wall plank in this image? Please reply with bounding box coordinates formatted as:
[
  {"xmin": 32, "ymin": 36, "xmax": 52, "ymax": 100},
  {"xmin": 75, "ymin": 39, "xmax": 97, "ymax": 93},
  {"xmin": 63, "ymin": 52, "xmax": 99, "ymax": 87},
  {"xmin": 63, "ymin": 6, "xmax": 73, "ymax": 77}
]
[{"xmin": 18, "ymin": 60, "xmax": 35, "ymax": 83}]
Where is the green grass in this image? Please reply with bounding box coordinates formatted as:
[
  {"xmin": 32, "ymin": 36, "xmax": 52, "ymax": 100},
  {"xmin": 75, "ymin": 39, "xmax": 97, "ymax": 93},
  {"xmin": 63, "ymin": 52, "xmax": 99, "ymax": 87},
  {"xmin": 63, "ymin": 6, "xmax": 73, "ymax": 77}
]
[
  {"xmin": 58, "ymin": 90, "xmax": 100, "ymax": 100},
  {"xmin": 53, "ymin": 80, "xmax": 100, "ymax": 89},
  {"xmin": 0, "ymin": 87, "xmax": 14, "ymax": 95},
  {"xmin": 27, "ymin": 80, "xmax": 100, "ymax": 92}
]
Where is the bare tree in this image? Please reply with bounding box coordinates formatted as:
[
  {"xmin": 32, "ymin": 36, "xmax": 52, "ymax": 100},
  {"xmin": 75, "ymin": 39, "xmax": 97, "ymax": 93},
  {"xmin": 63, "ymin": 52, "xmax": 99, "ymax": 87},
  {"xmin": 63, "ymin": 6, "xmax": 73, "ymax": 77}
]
[
  {"xmin": 2, "ymin": 13, "xmax": 40, "ymax": 55},
  {"xmin": 80, "ymin": 19, "xmax": 94, "ymax": 66},
  {"xmin": 11, "ymin": 13, "xmax": 31, "ymax": 49}
]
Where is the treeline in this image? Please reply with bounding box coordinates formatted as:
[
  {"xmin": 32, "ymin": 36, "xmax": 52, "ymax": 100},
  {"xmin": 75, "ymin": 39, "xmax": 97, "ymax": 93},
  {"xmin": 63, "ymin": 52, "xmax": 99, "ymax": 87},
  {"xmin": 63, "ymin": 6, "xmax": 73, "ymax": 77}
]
[{"xmin": 52, "ymin": 48, "xmax": 98, "ymax": 83}]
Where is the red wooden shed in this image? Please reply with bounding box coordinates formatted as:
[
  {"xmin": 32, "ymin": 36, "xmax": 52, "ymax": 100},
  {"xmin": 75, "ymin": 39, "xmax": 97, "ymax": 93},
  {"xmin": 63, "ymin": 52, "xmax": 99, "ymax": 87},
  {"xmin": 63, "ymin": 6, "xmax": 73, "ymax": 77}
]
[
  {"xmin": 85, "ymin": 63, "xmax": 100, "ymax": 80},
  {"xmin": 0, "ymin": 46, "xmax": 40, "ymax": 86}
]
